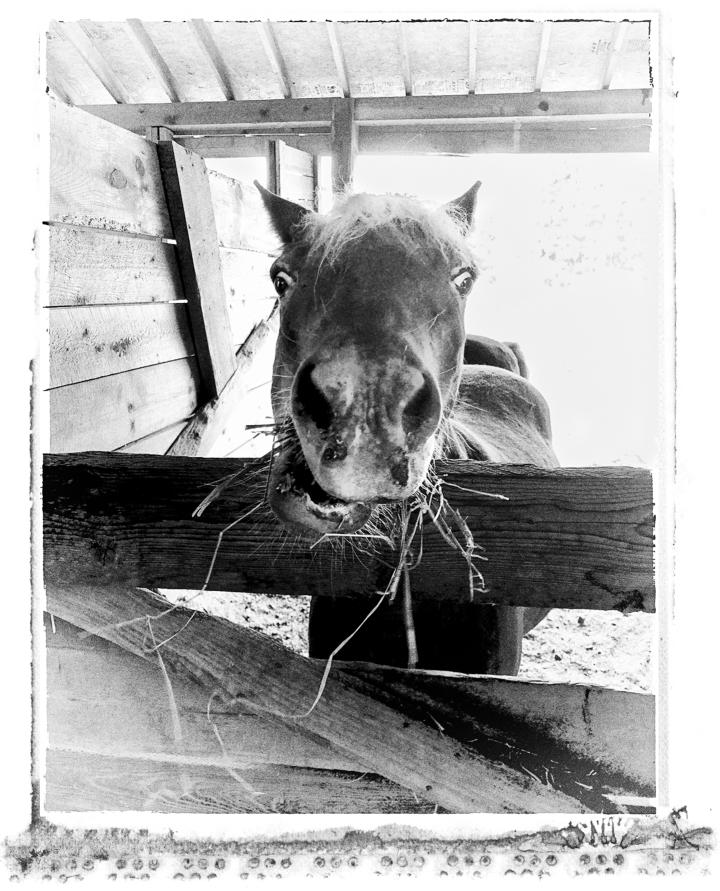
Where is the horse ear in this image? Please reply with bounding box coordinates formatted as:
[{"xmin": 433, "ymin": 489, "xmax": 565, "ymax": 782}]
[
  {"xmin": 254, "ymin": 180, "xmax": 309, "ymax": 242},
  {"xmin": 445, "ymin": 180, "xmax": 482, "ymax": 229}
]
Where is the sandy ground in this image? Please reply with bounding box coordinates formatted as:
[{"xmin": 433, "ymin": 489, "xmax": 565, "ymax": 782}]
[{"xmin": 168, "ymin": 590, "xmax": 654, "ymax": 694}]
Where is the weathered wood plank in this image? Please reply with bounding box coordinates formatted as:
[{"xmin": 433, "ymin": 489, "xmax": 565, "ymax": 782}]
[
  {"xmin": 43, "ymin": 454, "xmax": 654, "ymax": 611},
  {"xmin": 48, "ymin": 361, "xmax": 200, "ymax": 453},
  {"xmin": 46, "ymin": 616, "xmax": 654, "ymax": 795},
  {"xmin": 166, "ymin": 308, "xmax": 279, "ymax": 458},
  {"xmin": 45, "ymin": 750, "xmax": 436, "ymax": 814},
  {"xmin": 331, "ymin": 99, "xmax": 357, "ymax": 193},
  {"xmin": 44, "ymin": 584, "xmax": 589, "ymax": 813},
  {"xmin": 47, "ymin": 225, "xmax": 183, "ymax": 307},
  {"xmin": 359, "ymin": 120, "xmax": 651, "ymax": 154},
  {"xmin": 46, "ymin": 616, "xmax": 359, "ymax": 773},
  {"xmin": 79, "ymin": 89, "xmax": 651, "ymax": 134},
  {"xmin": 173, "ymin": 123, "xmax": 649, "ymax": 158},
  {"xmin": 49, "ymin": 99, "xmax": 172, "ymax": 238},
  {"xmin": 115, "ymin": 419, "xmax": 191, "ymax": 455},
  {"xmin": 157, "ymin": 138, "xmax": 236, "ymax": 399},
  {"xmin": 207, "ymin": 170, "xmax": 278, "ymax": 253},
  {"xmin": 276, "ymin": 141, "xmax": 316, "ymax": 209},
  {"xmin": 48, "ymin": 303, "xmax": 195, "ymax": 388},
  {"xmin": 219, "ymin": 247, "xmax": 276, "ymax": 347}
]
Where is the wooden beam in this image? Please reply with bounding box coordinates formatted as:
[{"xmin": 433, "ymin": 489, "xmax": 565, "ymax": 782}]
[
  {"xmin": 534, "ymin": 21, "xmax": 553, "ymax": 92},
  {"xmin": 166, "ymin": 307, "xmax": 279, "ymax": 457},
  {"xmin": 52, "ymin": 20, "xmax": 131, "ymax": 104},
  {"xmin": 43, "ymin": 454, "xmax": 655, "ymax": 612},
  {"xmin": 189, "ymin": 19, "xmax": 236, "ymax": 101},
  {"xmin": 467, "ymin": 21, "xmax": 478, "ymax": 95},
  {"xmin": 156, "ymin": 137, "xmax": 237, "ymax": 400},
  {"xmin": 602, "ymin": 21, "xmax": 630, "ymax": 90},
  {"xmin": 125, "ymin": 19, "xmax": 181, "ymax": 103},
  {"xmin": 80, "ymin": 88, "xmax": 651, "ymax": 135},
  {"xmin": 44, "ymin": 584, "xmax": 591, "ymax": 814},
  {"xmin": 256, "ymin": 21, "xmax": 292, "ymax": 99},
  {"xmin": 397, "ymin": 22, "xmax": 413, "ymax": 96},
  {"xmin": 175, "ymin": 133, "xmax": 331, "ymax": 158},
  {"xmin": 359, "ymin": 119, "xmax": 651, "ymax": 155},
  {"xmin": 331, "ymin": 99, "xmax": 357, "ymax": 192},
  {"xmin": 326, "ymin": 22, "xmax": 350, "ymax": 98}
]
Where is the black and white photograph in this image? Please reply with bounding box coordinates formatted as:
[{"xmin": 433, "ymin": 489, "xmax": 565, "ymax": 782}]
[{"xmin": 1, "ymin": 1, "xmax": 718, "ymax": 882}]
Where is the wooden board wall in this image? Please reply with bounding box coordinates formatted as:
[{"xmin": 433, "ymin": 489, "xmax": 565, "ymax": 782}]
[{"xmin": 47, "ymin": 98, "xmax": 280, "ymax": 455}]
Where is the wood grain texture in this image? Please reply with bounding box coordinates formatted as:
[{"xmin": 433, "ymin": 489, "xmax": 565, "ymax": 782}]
[
  {"xmin": 44, "ymin": 585, "xmax": 588, "ymax": 813},
  {"xmin": 47, "ymin": 617, "xmax": 654, "ymax": 800},
  {"xmin": 166, "ymin": 308, "xmax": 279, "ymax": 458},
  {"xmin": 208, "ymin": 170, "xmax": 278, "ymax": 253},
  {"xmin": 331, "ymin": 99, "xmax": 357, "ymax": 192},
  {"xmin": 43, "ymin": 454, "xmax": 654, "ymax": 611},
  {"xmin": 45, "ymin": 750, "xmax": 437, "ymax": 814},
  {"xmin": 115, "ymin": 419, "xmax": 191, "ymax": 455},
  {"xmin": 157, "ymin": 138, "xmax": 236, "ymax": 399},
  {"xmin": 220, "ymin": 247, "xmax": 277, "ymax": 348},
  {"xmin": 49, "ymin": 360, "xmax": 200, "ymax": 452},
  {"xmin": 49, "ymin": 99, "xmax": 172, "ymax": 238},
  {"xmin": 80, "ymin": 89, "xmax": 651, "ymax": 134},
  {"xmin": 47, "ymin": 225, "xmax": 183, "ymax": 306},
  {"xmin": 48, "ymin": 303, "xmax": 195, "ymax": 388}
]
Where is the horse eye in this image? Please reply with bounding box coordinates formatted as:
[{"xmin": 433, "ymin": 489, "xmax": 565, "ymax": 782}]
[
  {"xmin": 273, "ymin": 271, "xmax": 294, "ymax": 296},
  {"xmin": 452, "ymin": 268, "xmax": 475, "ymax": 297}
]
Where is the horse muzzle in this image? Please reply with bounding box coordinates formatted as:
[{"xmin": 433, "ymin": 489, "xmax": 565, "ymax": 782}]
[{"xmin": 289, "ymin": 349, "xmax": 442, "ymax": 503}]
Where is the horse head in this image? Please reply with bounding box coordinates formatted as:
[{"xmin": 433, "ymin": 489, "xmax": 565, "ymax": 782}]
[{"xmin": 257, "ymin": 181, "xmax": 481, "ymax": 537}]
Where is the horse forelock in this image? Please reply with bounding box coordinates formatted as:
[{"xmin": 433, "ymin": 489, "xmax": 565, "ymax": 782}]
[{"xmin": 296, "ymin": 192, "xmax": 476, "ymax": 270}]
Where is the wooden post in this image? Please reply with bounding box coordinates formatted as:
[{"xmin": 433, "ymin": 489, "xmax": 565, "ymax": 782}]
[
  {"xmin": 331, "ymin": 98, "xmax": 357, "ymax": 194},
  {"xmin": 156, "ymin": 134, "xmax": 237, "ymax": 400}
]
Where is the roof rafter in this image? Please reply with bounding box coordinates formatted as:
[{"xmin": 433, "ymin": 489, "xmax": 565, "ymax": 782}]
[
  {"xmin": 189, "ymin": 19, "xmax": 236, "ymax": 101},
  {"xmin": 125, "ymin": 18, "xmax": 182, "ymax": 103},
  {"xmin": 602, "ymin": 21, "xmax": 630, "ymax": 89},
  {"xmin": 397, "ymin": 22, "xmax": 413, "ymax": 96},
  {"xmin": 52, "ymin": 20, "xmax": 131, "ymax": 104},
  {"xmin": 326, "ymin": 21, "xmax": 351, "ymax": 98},
  {"xmin": 534, "ymin": 21, "xmax": 553, "ymax": 92},
  {"xmin": 256, "ymin": 20, "xmax": 293, "ymax": 99}
]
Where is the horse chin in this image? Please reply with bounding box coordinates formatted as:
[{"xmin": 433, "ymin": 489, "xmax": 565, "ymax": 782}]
[{"xmin": 268, "ymin": 445, "xmax": 373, "ymax": 538}]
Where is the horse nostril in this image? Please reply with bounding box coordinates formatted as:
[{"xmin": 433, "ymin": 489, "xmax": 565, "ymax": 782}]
[
  {"xmin": 293, "ymin": 363, "xmax": 335, "ymax": 432},
  {"xmin": 402, "ymin": 375, "xmax": 440, "ymax": 441}
]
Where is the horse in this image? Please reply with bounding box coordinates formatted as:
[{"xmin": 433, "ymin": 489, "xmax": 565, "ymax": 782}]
[{"xmin": 255, "ymin": 180, "xmax": 556, "ymax": 675}]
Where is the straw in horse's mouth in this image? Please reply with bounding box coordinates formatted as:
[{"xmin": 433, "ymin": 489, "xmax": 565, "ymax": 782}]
[{"xmin": 276, "ymin": 456, "xmax": 348, "ymax": 509}]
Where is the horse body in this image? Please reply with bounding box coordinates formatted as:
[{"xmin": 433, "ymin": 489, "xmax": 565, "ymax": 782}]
[{"xmin": 257, "ymin": 182, "xmax": 555, "ymax": 674}]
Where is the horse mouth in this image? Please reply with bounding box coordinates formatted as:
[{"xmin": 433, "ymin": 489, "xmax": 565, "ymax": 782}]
[{"xmin": 268, "ymin": 439, "xmax": 373, "ymax": 537}]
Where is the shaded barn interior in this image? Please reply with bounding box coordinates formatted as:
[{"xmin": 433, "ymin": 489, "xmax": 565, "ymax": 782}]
[{"xmin": 43, "ymin": 18, "xmax": 656, "ymax": 814}]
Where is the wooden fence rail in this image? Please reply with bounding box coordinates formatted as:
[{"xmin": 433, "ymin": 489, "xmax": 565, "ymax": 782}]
[
  {"xmin": 44, "ymin": 586, "xmax": 652, "ymax": 813},
  {"xmin": 43, "ymin": 453, "xmax": 654, "ymax": 611}
]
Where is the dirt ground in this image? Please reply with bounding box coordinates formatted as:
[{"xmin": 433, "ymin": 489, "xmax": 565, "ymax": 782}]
[{"xmin": 170, "ymin": 590, "xmax": 654, "ymax": 694}]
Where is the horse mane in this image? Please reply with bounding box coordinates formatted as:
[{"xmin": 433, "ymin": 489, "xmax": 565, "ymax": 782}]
[{"xmin": 297, "ymin": 192, "xmax": 477, "ymax": 269}]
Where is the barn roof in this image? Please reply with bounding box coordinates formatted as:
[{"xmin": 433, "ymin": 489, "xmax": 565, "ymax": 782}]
[
  {"xmin": 46, "ymin": 19, "xmax": 654, "ymax": 157},
  {"xmin": 48, "ymin": 18, "xmax": 651, "ymax": 104}
]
